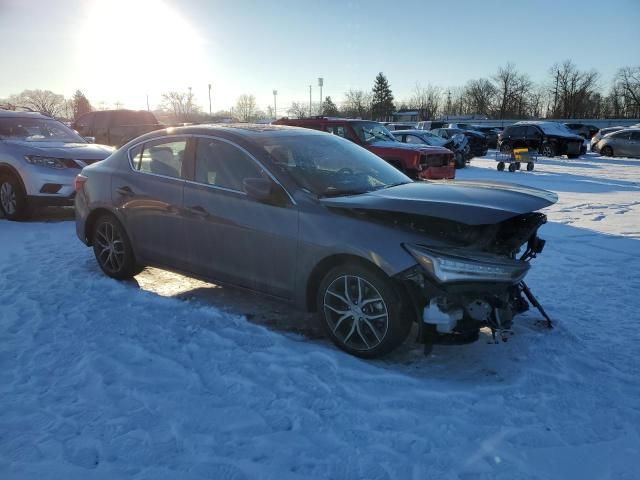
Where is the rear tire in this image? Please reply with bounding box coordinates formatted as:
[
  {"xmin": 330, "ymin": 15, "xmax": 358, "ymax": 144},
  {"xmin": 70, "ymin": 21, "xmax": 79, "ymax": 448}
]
[
  {"xmin": 92, "ymin": 214, "xmax": 143, "ymax": 280},
  {"xmin": 0, "ymin": 172, "xmax": 31, "ymax": 221},
  {"xmin": 497, "ymin": 162, "xmax": 505, "ymax": 171},
  {"xmin": 600, "ymin": 146, "xmax": 613, "ymax": 157},
  {"xmin": 508, "ymin": 163, "xmax": 516, "ymax": 172},
  {"xmin": 527, "ymin": 162, "xmax": 534, "ymax": 171},
  {"xmin": 317, "ymin": 263, "xmax": 412, "ymax": 358}
]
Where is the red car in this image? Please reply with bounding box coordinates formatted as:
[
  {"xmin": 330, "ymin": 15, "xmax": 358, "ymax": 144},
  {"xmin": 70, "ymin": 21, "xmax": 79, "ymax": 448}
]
[{"xmin": 273, "ymin": 117, "xmax": 455, "ymax": 180}]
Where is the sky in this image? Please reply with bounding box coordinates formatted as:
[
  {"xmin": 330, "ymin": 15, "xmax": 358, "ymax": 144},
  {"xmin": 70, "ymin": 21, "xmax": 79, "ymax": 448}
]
[{"xmin": 1, "ymin": 0, "xmax": 638, "ymax": 115}]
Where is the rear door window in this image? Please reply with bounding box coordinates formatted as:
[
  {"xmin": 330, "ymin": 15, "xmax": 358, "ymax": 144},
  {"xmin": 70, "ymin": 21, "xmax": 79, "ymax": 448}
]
[
  {"xmin": 129, "ymin": 137, "xmax": 187, "ymax": 179},
  {"xmin": 325, "ymin": 125, "xmax": 347, "ymax": 138}
]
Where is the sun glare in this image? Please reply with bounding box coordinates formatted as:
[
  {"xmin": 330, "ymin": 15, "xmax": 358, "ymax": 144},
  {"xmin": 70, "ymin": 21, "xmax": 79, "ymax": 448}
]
[{"xmin": 75, "ymin": 0, "xmax": 210, "ymax": 108}]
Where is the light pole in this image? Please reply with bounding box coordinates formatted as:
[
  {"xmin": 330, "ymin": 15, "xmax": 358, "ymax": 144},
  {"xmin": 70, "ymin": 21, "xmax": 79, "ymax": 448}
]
[
  {"xmin": 208, "ymin": 83, "xmax": 212, "ymax": 116},
  {"xmin": 309, "ymin": 85, "xmax": 312, "ymax": 117},
  {"xmin": 273, "ymin": 90, "xmax": 277, "ymax": 119},
  {"xmin": 318, "ymin": 77, "xmax": 323, "ymax": 115}
]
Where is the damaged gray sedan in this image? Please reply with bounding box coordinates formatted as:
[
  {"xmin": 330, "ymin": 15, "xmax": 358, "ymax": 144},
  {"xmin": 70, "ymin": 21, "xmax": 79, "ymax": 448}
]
[{"xmin": 74, "ymin": 124, "xmax": 557, "ymax": 358}]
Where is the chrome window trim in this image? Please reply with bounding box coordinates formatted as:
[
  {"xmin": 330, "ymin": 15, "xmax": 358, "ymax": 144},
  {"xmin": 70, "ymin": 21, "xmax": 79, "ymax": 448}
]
[{"xmin": 126, "ymin": 133, "xmax": 297, "ymax": 205}]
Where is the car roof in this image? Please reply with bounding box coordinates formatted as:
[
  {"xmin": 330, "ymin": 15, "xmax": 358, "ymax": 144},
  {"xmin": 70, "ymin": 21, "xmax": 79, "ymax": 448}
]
[
  {"xmin": 0, "ymin": 110, "xmax": 52, "ymax": 119},
  {"xmin": 278, "ymin": 117, "xmax": 375, "ymax": 124},
  {"xmin": 139, "ymin": 123, "xmax": 325, "ymax": 143}
]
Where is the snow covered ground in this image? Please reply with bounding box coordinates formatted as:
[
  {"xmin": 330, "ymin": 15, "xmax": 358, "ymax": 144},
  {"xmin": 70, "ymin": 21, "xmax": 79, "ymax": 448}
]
[{"xmin": 1, "ymin": 152, "xmax": 639, "ymax": 479}]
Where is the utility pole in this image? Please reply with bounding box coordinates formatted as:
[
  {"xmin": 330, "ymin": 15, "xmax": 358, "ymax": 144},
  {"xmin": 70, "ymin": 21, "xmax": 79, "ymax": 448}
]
[
  {"xmin": 208, "ymin": 83, "xmax": 212, "ymax": 116},
  {"xmin": 146, "ymin": 94, "xmax": 150, "ymax": 112},
  {"xmin": 446, "ymin": 90, "xmax": 452, "ymax": 120},
  {"xmin": 273, "ymin": 90, "xmax": 278, "ymax": 119},
  {"xmin": 309, "ymin": 85, "xmax": 312, "ymax": 117},
  {"xmin": 318, "ymin": 77, "xmax": 324, "ymax": 115}
]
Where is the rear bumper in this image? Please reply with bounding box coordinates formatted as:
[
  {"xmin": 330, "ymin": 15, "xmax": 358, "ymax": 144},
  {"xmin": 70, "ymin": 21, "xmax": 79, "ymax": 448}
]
[{"xmin": 418, "ymin": 166, "xmax": 455, "ymax": 180}]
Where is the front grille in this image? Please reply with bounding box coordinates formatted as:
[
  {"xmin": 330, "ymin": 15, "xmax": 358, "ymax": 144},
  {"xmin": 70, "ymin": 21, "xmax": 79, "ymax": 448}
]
[{"xmin": 421, "ymin": 153, "xmax": 449, "ymax": 167}]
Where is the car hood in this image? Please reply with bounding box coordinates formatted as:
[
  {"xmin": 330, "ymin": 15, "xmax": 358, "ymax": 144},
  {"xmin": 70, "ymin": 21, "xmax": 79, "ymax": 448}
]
[
  {"xmin": 4, "ymin": 140, "xmax": 114, "ymax": 160},
  {"xmin": 368, "ymin": 140, "xmax": 450, "ymax": 154},
  {"xmin": 320, "ymin": 180, "xmax": 558, "ymax": 225}
]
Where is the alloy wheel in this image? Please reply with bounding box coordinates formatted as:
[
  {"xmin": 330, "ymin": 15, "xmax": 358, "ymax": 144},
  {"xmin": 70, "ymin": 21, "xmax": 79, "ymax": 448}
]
[
  {"xmin": 323, "ymin": 275, "xmax": 389, "ymax": 351},
  {"xmin": 0, "ymin": 181, "xmax": 16, "ymax": 215},
  {"xmin": 542, "ymin": 144, "xmax": 554, "ymax": 157},
  {"xmin": 94, "ymin": 221, "xmax": 126, "ymax": 274}
]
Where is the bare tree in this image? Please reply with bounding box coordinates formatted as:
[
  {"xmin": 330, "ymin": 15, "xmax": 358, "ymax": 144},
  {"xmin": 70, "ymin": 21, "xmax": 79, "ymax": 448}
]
[
  {"xmin": 547, "ymin": 61, "xmax": 599, "ymax": 118},
  {"xmin": 161, "ymin": 89, "xmax": 200, "ymax": 122},
  {"xmin": 8, "ymin": 89, "xmax": 66, "ymax": 117},
  {"xmin": 614, "ymin": 66, "xmax": 640, "ymax": 117},
  {"xmin": 235, "ymin": 94, "xmax": 257, "ymax": 122},
  {"xmin": 462, "ymin": 79, "xmax": 496, "ymax": 117},
  {"xmin": 287, "ymin": 101, "xmax": 308, "ymax": 119},
  {"xmin": 341, "ymin": 89, "xmax": 372, "ymax": 119},
  {"xmin": 408, "ymin": 84, "xmax": 441, "ymax": 120},
  {"xmin": 490, "ymin": 63, "xmax": 533, "ymax": 119}
]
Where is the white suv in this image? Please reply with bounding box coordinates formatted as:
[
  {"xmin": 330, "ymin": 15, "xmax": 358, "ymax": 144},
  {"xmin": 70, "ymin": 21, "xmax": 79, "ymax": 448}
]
[{"xmin": 0, "ymin": 110, "xmax": 113, "ymax": 220}]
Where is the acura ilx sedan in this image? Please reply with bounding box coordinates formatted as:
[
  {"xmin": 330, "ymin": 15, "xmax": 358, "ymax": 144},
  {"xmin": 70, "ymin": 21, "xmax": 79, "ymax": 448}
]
[{"xmin": 75, "ymin": 124, "xmax": 557, "ymax": 358}]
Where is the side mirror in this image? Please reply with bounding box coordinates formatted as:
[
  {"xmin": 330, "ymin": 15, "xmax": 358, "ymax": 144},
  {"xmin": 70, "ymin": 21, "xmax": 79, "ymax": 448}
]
[
  {"xmin": 84, "ymin": 136, "xmax": 96, "ymax": 143},
  {"xmin": 243, "ymin": 177, "xmax": 274, "ymax": 202}
]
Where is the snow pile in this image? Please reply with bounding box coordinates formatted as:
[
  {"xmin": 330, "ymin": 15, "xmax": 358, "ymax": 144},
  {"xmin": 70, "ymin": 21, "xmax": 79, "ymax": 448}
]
[{"xmin": 1, "ymin": 152, "xmax": 639, "ymax": 479}]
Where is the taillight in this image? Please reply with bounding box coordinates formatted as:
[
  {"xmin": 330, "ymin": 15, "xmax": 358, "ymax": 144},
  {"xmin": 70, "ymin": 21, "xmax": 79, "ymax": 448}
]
[{"xmin": 74, "ymin": 174, "xmax": 88, "ymax": 192}]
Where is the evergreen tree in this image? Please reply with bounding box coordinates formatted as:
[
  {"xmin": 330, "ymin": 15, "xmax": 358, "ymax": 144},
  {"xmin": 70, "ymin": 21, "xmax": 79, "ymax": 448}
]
[
  {"xmin": 72, "ymin": 90, "xmax": 92, "ymax": 120},
  {"xmin": 371, "ymin": 72, "xmax": 395, "ymax": 121},
  {"xmin": 322, "ymin": 96, "xmax": 340, "ymax": 116}
]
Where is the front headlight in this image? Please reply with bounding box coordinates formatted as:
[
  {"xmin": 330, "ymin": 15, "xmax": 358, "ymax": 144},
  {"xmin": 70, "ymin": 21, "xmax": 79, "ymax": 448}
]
[
  {"xmin": 404, "ymin": 244, "xmax": 529, "ymax": 284},
  {"xmin": 24, "ymin": 155, "xmax": 71, "ymax": 169}
]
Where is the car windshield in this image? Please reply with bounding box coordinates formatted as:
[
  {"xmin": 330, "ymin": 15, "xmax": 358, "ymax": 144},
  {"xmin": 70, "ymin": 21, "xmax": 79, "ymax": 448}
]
[
  {"xmin": 0, "ymin": 117, "xmax": 86, "ymax": 143},
  {"xmin": 351, "ymin": 121, "xmax": 397, "ymax": 143},
  {"xmin": 258, "ymin": 133, "xmax": 411, "ymax": 197}
]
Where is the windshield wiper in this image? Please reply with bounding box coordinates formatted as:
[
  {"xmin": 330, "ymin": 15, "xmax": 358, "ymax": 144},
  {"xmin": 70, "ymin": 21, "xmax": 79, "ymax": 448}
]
[
  {"xmin": 373, "ymin": 181, "xmax": 412, "ymax": 191},
  {"xmin": 320, "ymin": 188, "xmax": 369, "ymax": 198}
]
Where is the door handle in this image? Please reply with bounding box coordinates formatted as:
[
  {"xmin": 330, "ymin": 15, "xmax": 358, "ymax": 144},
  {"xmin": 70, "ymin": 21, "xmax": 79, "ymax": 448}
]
[
  {"xmin": 116, "ymin": 186, "xmax": 133, "ymax": 196},
  {"xmin": 187, "ymin": 205, "xmax": 208, "ymax": 218}
]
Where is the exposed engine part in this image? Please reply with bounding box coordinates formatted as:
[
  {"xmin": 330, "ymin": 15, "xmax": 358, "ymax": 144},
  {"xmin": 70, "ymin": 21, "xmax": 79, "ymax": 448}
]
[
  {"xmin": 465, "ymin": 299, "xmax": 492, "ymax": 322},
  {"xmin": 422, "ymin": 298, "xmax": 463, "ymax": 333}
]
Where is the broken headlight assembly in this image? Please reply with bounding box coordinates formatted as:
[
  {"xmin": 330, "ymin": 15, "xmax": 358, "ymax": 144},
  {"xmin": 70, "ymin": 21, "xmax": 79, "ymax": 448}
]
[{"xmin": 403, "ymin": 244, "xmax": 530, "ymax": 284}]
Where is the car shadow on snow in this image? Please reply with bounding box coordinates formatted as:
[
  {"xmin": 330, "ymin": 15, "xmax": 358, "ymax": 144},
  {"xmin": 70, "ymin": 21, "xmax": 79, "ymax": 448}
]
[{"xmin": 124, "ymin": 220, "xmax": 640, "ymax": 386}]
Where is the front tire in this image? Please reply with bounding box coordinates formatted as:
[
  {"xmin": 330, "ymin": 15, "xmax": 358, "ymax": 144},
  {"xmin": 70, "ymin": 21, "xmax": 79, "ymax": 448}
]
[
  {"xmin": 317, "ymin": 263, "xmax": 412, "ymax": 358},
  {"xmin": 0, "ymin": 173, "xmax": 30, "ymax": 221},
  {"xmin": 600, "ymin": 146, "xmax": 613, "ymax": 157},
  {"xmin": 92, "ymin": 214, "xmax": 143, "ymax": 279}
]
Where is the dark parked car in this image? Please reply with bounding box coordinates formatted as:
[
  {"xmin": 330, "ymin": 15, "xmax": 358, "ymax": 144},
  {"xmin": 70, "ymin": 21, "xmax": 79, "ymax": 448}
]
[
  {"xmin": 73, "ymin": 109, "xmax": 163, "ymax": 148},
  {"xmin": 564, "ymin": 123, "xmax": 599, "ymax": 139},
  {"xmin": 432, "ymin": 127, "xmax": 489, "ymax": 157},
  {"xmin": 498, "ymin": 121, "xmax": 586, "ymax": 159},
  {"xmin": 392, "ymin": 129, "xmax": 470, "ymax": 168},
  {"xmin": 274, "ymin": 117, "xmax": 455, "ymax": 179},
  {"xmin": 75, "ymin": 124, "xmax": 557, "ymax": 358},
  {"xmin": 468, "ymin": 126, "xmax": 501, "ymax": 148}
]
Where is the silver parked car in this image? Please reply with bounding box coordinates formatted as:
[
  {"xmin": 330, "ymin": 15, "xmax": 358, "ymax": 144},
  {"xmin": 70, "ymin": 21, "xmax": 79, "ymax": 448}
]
[
  {"xmin": 595, "ymin": 128, "xmax": 640, "ymax": 158},
  {"xmin": 75, "ymin": 125, "xmax": 557, "ymax": 358},
  {"xmin": 590, "ymin": 126, "xmax": 624, "ymax": 152},
  {"xmin": 0, "ymin": 110, "xmax": 114, "ymax": 219}
]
